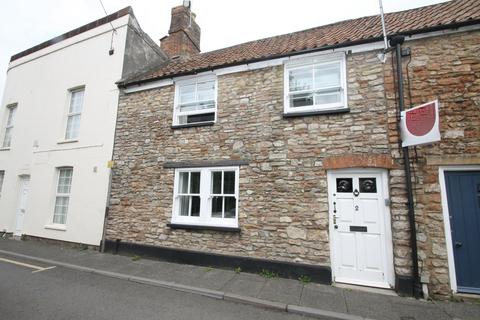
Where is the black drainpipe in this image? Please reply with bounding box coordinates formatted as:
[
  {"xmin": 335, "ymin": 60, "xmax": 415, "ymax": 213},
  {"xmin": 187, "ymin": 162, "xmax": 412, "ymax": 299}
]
[{"xmin": 390, "ymin": 35, "xmax": 422, "ymax": 299}]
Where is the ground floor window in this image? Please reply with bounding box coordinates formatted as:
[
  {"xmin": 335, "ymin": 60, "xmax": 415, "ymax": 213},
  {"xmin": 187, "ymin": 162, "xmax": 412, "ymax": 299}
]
[
  {"xmin": 172, "ymin": 166, "xmax": 239, "ymax": 228},
  {"xmin": 53, "ymin": 167, "xmax": 73, "ymax": 224}
]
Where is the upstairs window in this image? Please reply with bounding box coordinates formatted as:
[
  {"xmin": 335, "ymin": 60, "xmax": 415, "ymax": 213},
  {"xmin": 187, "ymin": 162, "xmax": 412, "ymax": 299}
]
[
  {"xmin": 65, "ymin": 88, "xmax": 84, "ymax": 140},
  {"xmin": 53, "ymin": 167, "xmax": 73, "ymax": 224},
  {"xmin": 172, "ymin": 167, "xmax": 239, "ymax": 228},
  {"xmin": 284, "ymin": 54, "xmax": 347, "ymax": 114},
  {"xmin": 2, "ymin": 104, "xmax": 17, "ymax": 148},
  {"xmin": 173, "ymin": 77, "xmax": 216, "ymax": 126}
]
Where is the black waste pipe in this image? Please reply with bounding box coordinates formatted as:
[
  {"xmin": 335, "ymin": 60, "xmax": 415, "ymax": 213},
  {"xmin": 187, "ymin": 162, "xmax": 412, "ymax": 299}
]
[{"xmin": 390, "ymin": 35, "xmax": 422, "ymax": 299}]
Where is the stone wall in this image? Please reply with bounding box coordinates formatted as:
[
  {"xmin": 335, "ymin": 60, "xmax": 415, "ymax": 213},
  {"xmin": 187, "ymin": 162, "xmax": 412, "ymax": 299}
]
[
  {"xmin": 106, "ymin": 50, "xmax": 391, "ymax": 267},
  {"xmin": 106, "ymin": 29, "xmax": 480, "ymax": 298},
  {"xmin": 384, "ymin": 29, "xmax": 480, "ymax": 297}
]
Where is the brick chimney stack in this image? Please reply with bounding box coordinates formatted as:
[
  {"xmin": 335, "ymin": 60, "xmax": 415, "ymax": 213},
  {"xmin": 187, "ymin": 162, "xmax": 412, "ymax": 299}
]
[{"xmin": 160, "ymin": 3, "xmax": 200, "ymax": 58}]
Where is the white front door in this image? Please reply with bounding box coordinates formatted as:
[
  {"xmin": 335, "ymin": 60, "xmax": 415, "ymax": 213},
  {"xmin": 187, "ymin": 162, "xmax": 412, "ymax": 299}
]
[
  {"xmin": 328, "ymin": 169, "xmax": 394, "ymax": 288},
  {"xmin": 15, "ymin": 176, "xmax": 30, "ymax": 236}
]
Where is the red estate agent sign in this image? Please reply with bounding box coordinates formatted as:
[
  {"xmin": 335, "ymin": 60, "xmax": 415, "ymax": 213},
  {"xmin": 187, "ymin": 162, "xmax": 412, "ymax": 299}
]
[{"xmin": 401, "ymin": 100, "xmax": 440, "ymax": 147}]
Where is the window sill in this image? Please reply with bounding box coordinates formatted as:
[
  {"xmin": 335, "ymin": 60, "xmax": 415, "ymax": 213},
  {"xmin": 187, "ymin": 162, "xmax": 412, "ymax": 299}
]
[
  {"xmin": 0, "ymin": 147, "xmax": 10, "ymax": 151},
  {"xmin": 44, "ymin": 224, "xmax": 67, "ymax": 231},
  {"xmin": 57, "ymin": 139, "xmax": 79, "ymax": 145},
  {"xmin": 283, "ymin": 108, "xmax": 350, "ymax": 118},
  {"xmin": 167, "ymin": 223, "xmax": 240, "ymax": 233},
  {"xmin": 171, "ymin": 121, "xmax": 215, "ymax": 129}
]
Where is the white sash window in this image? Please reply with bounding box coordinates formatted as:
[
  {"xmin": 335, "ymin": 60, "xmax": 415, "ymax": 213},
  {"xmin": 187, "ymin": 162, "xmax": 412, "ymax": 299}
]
[
  {"xmin": 0, "ymin": 170, "xmax": 4, "ymax": 197},
  {"xmin": 284, "ymin": 54, "xmax": 347, "ymax": 114},
  {"xmin": 173, "ymin": 76, "xmax": 217, "ymax": 125},
  {"xmin": 2, "ymin": 104, "xmax": 17, "ymax": 148},
  {"xmin": 53, "ymin": 167, "xmax": 73, "ymax": 224},
  {"xmin": 65, "ymin": 88, "xmax": 84, "ymax": 140},
  {"xmin": 172, "ymin": 166, "xmax": 239, "ymax": 228}
]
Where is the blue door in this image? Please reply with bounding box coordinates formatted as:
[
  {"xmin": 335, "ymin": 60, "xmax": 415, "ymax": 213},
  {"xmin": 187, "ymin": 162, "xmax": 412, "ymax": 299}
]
[{"xmin": 445, "ymin": 171, "xmax": 480, "ymax": 294}]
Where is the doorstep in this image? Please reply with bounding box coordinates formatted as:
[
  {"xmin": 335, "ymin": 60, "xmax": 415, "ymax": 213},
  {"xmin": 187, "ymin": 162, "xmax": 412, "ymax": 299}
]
[
  {"xmin": 333, "ymin": 283, "xmax": 398, "ymax": 297},
  {"xmin": 452, "ymin": 292, "xmax": 480, "ymax": 303}
]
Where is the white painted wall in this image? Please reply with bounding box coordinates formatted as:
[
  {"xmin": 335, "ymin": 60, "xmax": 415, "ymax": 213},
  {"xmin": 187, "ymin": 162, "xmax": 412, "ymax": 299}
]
[{"xmin": 0, "ymin": 15, "xmax": 130, "ymax": 245}]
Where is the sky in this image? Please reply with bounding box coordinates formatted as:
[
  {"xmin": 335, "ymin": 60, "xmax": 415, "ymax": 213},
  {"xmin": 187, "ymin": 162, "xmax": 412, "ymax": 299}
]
[{"xmin": 0, "ymin": 0, "xmax": 447, "ymax": 101}]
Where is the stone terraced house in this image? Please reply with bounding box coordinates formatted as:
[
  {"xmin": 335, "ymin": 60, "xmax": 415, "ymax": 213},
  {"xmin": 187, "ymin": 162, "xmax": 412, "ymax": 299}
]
[{"xmin": 104, "ymin": 0, "xmax": 480, "ymax": 299}]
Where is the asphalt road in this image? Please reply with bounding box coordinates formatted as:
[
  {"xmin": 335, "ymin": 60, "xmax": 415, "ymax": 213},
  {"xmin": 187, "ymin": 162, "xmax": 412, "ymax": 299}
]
[{"xmin": 0, "ymin": 255, "xmax": 313, "ymax": 320}]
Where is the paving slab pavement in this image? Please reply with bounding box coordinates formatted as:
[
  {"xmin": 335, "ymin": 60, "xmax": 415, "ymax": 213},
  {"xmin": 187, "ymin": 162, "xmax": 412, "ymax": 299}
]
[
  {"xmin": 300, "ymin": 284, "xmax": 348, "ymax": 314},
  {"xmin": 1, "ymin": 238, "xmax": 479, "ymax": 320},
  {"xmin": 222, "ymin": 272, "xmax": 268, "ymax": 297}
]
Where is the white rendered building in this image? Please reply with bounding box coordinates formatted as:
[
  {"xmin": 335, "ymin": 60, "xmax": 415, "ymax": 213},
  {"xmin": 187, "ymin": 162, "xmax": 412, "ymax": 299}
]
[{"xmin": 0, "ymin": 7, "xmax": 166, "ymax": 245}]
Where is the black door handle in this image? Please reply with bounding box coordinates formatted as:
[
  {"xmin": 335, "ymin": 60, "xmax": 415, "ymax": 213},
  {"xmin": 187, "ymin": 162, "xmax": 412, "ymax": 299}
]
[{"xmin": 455, "ymin": 241, "xmax": 463, "ymax": 248}]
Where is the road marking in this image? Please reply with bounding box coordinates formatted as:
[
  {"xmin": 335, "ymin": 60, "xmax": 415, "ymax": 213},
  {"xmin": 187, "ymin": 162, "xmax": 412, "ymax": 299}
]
[
  {"xmin": 0, "ymin": 257, "xmax": 56, "ymax": 273},
  {"xmin": 32, "ymin": 266, "xmax": 56, "ymax": 273}
]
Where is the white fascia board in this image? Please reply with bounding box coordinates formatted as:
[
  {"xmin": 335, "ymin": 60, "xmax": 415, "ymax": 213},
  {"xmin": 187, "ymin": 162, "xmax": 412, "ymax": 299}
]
[
  {"xmin": 122, "ymin": 24, "xmax": 480, "ymax": 94},
  {"xmin": 8, "ymin": 15, "xmax": 130, "ymax": 70},
  {"xmin": 123, "ymin": 78, "xmax": 174, "ymax": 94},
  {"xmin": 173, "ymin": 70, "xmax": 216, "ymax": 82}
]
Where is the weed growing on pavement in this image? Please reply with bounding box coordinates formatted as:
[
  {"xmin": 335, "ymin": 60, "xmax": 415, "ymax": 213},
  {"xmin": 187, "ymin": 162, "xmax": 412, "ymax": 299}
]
[
  {"xmin": 131, "ymin": 255, "xmax": 141, "ymax": 261},
  {"xmin": 259, "ymin": 269, "xmax": 278, "ymax": 278},
  {"xmin": 234, "ymin": 267, "xmax": 242, "ymax": 274},
  {"xmin": 205, "ymin": 266, "xmax": 213, "ymax": 272},
  {"xmin": 298, "ymin": 275, "xmax": 311, "ymax": 284},
  {"xmin": 79, "ymin": 244, "xmax": 88, "ymax": 251}
]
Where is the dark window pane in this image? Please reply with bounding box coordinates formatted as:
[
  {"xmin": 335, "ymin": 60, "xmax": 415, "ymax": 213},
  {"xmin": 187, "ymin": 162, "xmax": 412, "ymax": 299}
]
[
  {"xmin": 359, "ymin": 178, "xmax": 377, "ymax": 193},
  {"xmin": 179, "ymin": 196, "xmax": 189, "ymax": 216},
  {"xmin": 187, "ymin": 112, "xmax": 215, "ymax": 124},
  {"xmin": 212, "ymin": 172, "xmax": 222, "ymax": 194},
  {"xmin": 224, "ymin": 197, "xmax": 236, "ymax": 218},
  {"xmin": 179, "ymin": 172, "xmax": 189, "ymax": 193},
  {"xmin": 191, "ymin": 196, "xmax": 200, "ymax": 216},
  {"xmin": 336, "ymin": 178, "xmax": 353, "ymax": 193},
  {"xmin": 290, "ymin": 93, "xmax": 314, "ymax": 108},
  {"xmin": 211, "ymin": 196, "xmax": 223, "ymax": 218},
  {"xmin": 190, "ymin": 172, "xmax": 200, "ymax": 194},
  {"xmin": 223, "ymin": 171, "xmax": 235, "ymax": 194}
]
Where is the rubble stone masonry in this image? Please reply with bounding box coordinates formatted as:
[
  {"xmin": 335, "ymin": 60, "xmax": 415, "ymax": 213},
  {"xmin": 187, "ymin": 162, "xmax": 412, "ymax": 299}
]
[
  {"xmin": 384, "ymin": 30, "xmax": 480, "ymax": 297},
  {"xmin": 106, "ymin": 29, "xmax": 480, "ymax": 298}
]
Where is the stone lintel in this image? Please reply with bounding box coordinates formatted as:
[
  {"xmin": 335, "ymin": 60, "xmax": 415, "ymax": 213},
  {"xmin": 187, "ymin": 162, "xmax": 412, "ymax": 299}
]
[{"xmin": 426, "ymin": 155, "xmax": 480, "ymax": 166}]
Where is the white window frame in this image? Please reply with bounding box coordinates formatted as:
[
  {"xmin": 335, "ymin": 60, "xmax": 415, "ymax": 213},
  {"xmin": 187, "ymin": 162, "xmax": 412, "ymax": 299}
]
[
  {"xmin": 172, "ymin": 166, "xmax": 239, "ymax": 228},
  {"xmin": 283, "ymin": 53, "xmax": 347, "ymax": 114},
  {"xmin": 173, "ymin": 75, "xmax": 218, "ymax": 126},
  {"xmin": 2, "ymin": 103, "xmax": 17, "ymax": 148},
  {"xmin": 64, "ymin": 87, "xmax": 85, "ymax": 141},
  {"xmin": 0, "ymin": 170, "xmax": 4, "ymax": 197},
  {"xmin": 52, "ymin": 167, "xmax": 74, "ymax": 225}
]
